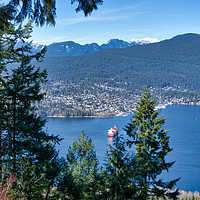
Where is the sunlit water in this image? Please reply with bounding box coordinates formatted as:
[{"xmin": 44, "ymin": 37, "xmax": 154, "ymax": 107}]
[{"xmin": 46, "ymin": 105, "xmax": 200, "ymax": 192}]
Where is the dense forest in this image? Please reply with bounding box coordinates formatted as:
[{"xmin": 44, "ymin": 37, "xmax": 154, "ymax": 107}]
[
  {"xmin": 30, "ymin": 34, "xmax": 200, "ymax": 117},
  {"xmin": 38, "ymin": 33, "xmax": 200, "ymax": 92}
]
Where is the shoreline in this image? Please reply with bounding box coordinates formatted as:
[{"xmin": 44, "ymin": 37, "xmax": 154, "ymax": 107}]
[
  {"xmin": 47, "ymin": 112, "xmax": 129, "ymax": 119},
  {"xmin": 47, "ymin": 114, "xmax": 115, "ymax": 119},
  {"xmin": 46, "ymin": 104, "xmax": 200, "ymax": 119}
]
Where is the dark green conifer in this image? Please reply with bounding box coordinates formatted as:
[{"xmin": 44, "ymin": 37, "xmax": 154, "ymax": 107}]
[
  {"xmin": 57, "ymin": 163, "xmax": 82, "ymax": 199},
  {"xmin": 125, "ymin": 88, "xmax": 180, "ymax": 200},
  {"xmin": 0, "ymin": 19, "xmax": 62, "ymax": 199},
  {"xmin": 105, "ymin": 133, "xmax": 136, "ymax": 200},
  {"xmin": 1, "ymin": 0, "xmax": 103, "ymax": 27},
  {"xmin": 65, "ymin": 130, "xmax": 99, "ymax": 199}
]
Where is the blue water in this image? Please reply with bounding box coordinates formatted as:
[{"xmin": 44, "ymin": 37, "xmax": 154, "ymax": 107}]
[{"xmin": 46, "ymin": 105, "xmax": 200, "ymax": 192}]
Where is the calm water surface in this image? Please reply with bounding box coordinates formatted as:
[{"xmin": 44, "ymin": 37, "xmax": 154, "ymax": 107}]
[{"xmin": 46, "ymin": 105, "xmax": 200, "ymax": 192}]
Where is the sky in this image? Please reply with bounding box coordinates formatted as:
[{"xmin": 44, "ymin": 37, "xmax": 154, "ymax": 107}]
[{"xmin": 31, "ymin": 0, "xmax": 200, "ymax": 45}]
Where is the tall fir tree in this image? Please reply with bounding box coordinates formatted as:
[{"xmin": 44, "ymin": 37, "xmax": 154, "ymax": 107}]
[
  {"xmin": 0, "ymin": 18, "xmax": 63, "ymax": 199},
  {"xmin": 0, "ymin": 1, "xmax": 103, "ymax": 198},
  {"xmin": 105, "ymin": 133, "xmax": 136, "ymax": 200},
  {"xmin": 3, "ymin": 61, "xmax": 62, "ymax": 199},
  {"xmin": 125, "ymin": 88, "xmax": 180, "ymax": 200},
  {"xmin": 57, "ymin": 162, "xmax": 82, "ymax": 200},
  {"xmin": 64, "ymin": 130, "xmax": 99, "ymax": 199}
]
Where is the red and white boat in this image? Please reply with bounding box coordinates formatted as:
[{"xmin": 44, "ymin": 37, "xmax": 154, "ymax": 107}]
[{"xmin": 108, "ymin": 126, "xmax": 118, "ymax": 137}]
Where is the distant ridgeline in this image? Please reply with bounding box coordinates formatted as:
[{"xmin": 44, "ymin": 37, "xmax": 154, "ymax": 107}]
[
  {"xmin": 35, "ymin": 33, "xmax": 200, "ymax": 117},
  {"xmin": 44, "ymin": 38, "xmax": 159, "ymax": 57}
]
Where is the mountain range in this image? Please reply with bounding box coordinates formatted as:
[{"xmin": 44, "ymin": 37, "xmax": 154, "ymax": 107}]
[
  {"xmin": 38, "ymin": 33, "xmax": 200, "ymax": 93},
  {"xmin": 31, "ymin": 37, "xmax": 159, "ymax": 57}
]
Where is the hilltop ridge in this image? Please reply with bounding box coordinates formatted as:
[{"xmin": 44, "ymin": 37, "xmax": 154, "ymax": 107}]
[
  {"xmin": 40, "ymin": 33, "xmax": 200, "ymax": 91},
  {"xmin": 31, "ymin": 37, "xmax": 159, "ymax": 57},
  {"xmin": 36, "ymin": 33, "xmax": 200, "ymax": 117}
]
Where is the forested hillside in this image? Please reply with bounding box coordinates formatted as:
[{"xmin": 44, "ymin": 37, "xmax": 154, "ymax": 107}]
[
  {"xmin": 40, "ymin": 33, "xmax": 200, "ymax": 92},
  {"xmin": 31, "ymin": 33, "xmax": 200, "ymax": 117}
]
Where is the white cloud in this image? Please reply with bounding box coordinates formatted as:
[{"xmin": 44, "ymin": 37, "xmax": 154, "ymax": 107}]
[
  {"xmin": 99, "ymin": 0, "xmax": 149, "ymax": 15},
  {"xmin": 57, "ymin": 14, "xmax": 131, "ymax": 25},
  {"xmin": 57, "ymin": 1, "xmax": 147, "ymax": 26}
]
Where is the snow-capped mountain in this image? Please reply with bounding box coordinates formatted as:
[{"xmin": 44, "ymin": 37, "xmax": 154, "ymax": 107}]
[
  {"xmin": 101, "ymin": 39, "xmax": 130, "ymax": 49},
  {"xmin": 30, "ymin": 37, "xmax": 159, "ymax": 57},
  {"xmin": 15, "ymin": 40, "xmax": 44, "ymax": 53},
  {"xmin": 129, "ymin": 38, "xmax": 159, "ymax": 45},
  {"xmin": 31, "ymin": 42, "xmax": 44, "ymax": 51}
]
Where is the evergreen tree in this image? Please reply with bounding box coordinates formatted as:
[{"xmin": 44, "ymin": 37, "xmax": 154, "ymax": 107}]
[
  {"xmin": 125, "ymin": 88, "xmax": 180, "ymax": 200},
  {"xmin": 1, "ymin": 0, "xmax": 103, "ymax": 27},
  {"xmin": 105, "ymin": 133, "xmax": 136, "ymax": 200},
  {"xmin": 64, "ymin": 130, "xmax": 99, "ymax": 199},
  {"xmin": 43, "ymin": 151, "xmax": 64, "ymax": 200},
  {"xmin": 0, "ymin": 19, "xmax": 62, "ymax": 199},
  {"xmin": 57, "ymin": 162, "xmax": 82, "ymax": 200},
  {"xmin": 0, "ymin": 0, "xmax": 104, "ymax": 198}
]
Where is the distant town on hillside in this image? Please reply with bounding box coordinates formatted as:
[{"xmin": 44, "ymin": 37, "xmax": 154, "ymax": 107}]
[{"xmin": 32, "ymin": 33, "xmax": 200, "ymax": 117}]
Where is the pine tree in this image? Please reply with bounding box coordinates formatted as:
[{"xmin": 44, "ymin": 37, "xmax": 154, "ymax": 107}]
[
  {"xmin": 0, "ymin": 1, "xmax": 103, "ymax": 198},
  {"xmin": 125, "ymin": 88, "xmax": 180, "ymax": 200},
  {"xmin": 0, "ymin": 19, "xmax": 62, "ymax": 199},
  {"xmin": 105, "ymin": 133, "xmax": 136, "ymax": 200},
  {"xmin": 65, "ymin": 130, "xmax": 99, "ymax": 199},
  {"xmin": 1, "ymin": 0, "xmax": 103, "ymax": 27},
  {"xmin": 57, "ymin": 162, "xmax": 82, "ymax": 199}
]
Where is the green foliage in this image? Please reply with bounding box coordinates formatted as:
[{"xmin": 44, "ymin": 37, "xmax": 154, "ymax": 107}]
[
  {"xmin": 2, "ymin": 0, "xmax": 103, "ymax": 26},
  {"xmin": 125, "ymin": 88, "xmax": 180, "ymax": 200},
  {"xmin": 0, "ymin": 15, "xmax": 63, "ymax": 199},
  {"xmin": 38, "ymin": 34, "xmax": 200, "ymax": 93},
  {"xmin": 72, "ymin": 0, "xmax": 103, "ymax": 17},
  {"xmin": 61, "ymin": 131, "xmax": 100, "ymax": 199},
  {"xmin": 57, "ymin": 163, "xmax": 82, "ymax": 199},
  {"xmin": 0, "ymin": 2, "xmax": 16, "ymax": 31},
  {"xmin": 105, "ymin": 133, "xmax": 136, "ymax": 199}
]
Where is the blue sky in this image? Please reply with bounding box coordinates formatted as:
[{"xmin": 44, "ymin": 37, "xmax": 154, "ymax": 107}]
[{"xmin": 31, "ymin": 0, "xmax": 200, "ymax": 45}]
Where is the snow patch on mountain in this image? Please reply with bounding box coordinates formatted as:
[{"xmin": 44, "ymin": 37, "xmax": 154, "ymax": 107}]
[
  {"xmin": 33, "ymin": 37, "xmax": 161, "ymax": 57},
  {"xmin": 32, "ymin": 42, "xmax": 44, "ymax": 50},
  {"xmin": 130, "ymin": 38, "xmax": 159, "ymax": 45}
]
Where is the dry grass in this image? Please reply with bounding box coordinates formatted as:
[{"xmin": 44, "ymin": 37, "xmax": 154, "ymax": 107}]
[
  {"xmin": 178, "ymin": 190, "xmax": 200, "ymax": 200},
  {"xmin": 149, "ymin": 190, "xmax": 200, "ymax": 200}
]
